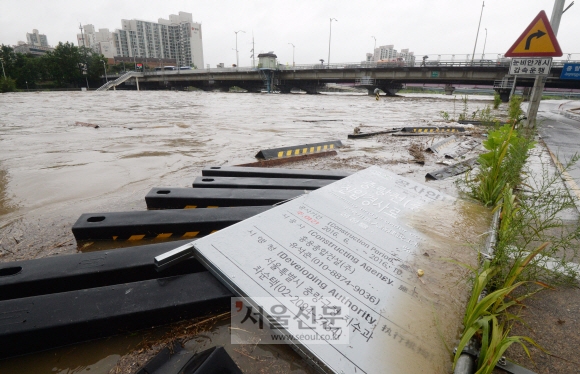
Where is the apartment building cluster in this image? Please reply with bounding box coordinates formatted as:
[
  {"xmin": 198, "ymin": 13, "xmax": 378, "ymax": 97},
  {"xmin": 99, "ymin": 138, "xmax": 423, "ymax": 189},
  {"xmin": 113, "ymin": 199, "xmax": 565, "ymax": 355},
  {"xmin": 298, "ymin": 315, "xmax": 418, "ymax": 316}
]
[
  {"xmin": 77, "ymin": 11, "xmax": 204, "ymax": 68},
  {"xmin": 13, "ymin": 29, "xmax": 54, "ymax": 56},
  {"xmin": 365, "ymin": 45, "xmax": 415, "ymax": 64}
]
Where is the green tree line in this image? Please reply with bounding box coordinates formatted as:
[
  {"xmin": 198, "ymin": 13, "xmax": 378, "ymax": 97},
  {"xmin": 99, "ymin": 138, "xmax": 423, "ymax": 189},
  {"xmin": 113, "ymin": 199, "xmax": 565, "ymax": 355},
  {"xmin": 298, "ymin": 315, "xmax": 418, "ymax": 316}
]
[{"xmin": 0, "ymin": 42, "xmax": 113, "ymax": 92}]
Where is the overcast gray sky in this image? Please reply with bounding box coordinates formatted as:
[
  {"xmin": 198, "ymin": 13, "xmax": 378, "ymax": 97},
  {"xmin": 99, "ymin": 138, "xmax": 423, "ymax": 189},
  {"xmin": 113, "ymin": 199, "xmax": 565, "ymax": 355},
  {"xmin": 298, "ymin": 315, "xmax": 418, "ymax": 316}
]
[{"xmin": 1, "ymin": 0, "xmax": 578, "ymax": 67}]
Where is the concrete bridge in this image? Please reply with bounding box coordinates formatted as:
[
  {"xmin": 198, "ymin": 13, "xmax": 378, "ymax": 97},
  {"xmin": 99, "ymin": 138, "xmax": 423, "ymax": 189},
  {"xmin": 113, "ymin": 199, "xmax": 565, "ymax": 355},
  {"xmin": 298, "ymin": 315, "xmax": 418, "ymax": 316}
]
[{"xmin": 102, "ymin": 60, "xmax": 580, "ymax": 100}]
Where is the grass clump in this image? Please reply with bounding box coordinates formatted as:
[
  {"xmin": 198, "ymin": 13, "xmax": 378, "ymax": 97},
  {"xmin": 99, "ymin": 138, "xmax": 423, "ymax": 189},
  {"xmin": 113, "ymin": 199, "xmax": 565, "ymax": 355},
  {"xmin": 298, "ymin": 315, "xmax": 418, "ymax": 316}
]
[
  {"xmin": 0, "ymin": 77, "xmax": 17, "ymax": 93},
  {"xmin": 507, "ymin": 95, "xmax": 524, "ymax": 126},
  {"xmin": 453, "ymin": 246, "xmax": 549, "ymax": 374},
  {"xmin": 493, "ymin": 92, "xmax": 502, "ymax": 109},
  {"xmin": 466, "ymin": 123, "xmax": 535, "ymax": 206},
  {"xmin": 492, "ymin": 155, "xmax": 580, "ymax": 287}
]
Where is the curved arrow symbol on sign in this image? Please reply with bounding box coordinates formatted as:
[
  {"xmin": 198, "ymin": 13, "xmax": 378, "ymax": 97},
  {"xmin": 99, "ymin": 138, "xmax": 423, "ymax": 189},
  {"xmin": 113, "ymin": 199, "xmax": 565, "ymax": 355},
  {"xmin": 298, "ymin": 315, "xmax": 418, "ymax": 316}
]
[{"xmin": 525, "ymin": 30, "xmax": 546, "ymax": 50}]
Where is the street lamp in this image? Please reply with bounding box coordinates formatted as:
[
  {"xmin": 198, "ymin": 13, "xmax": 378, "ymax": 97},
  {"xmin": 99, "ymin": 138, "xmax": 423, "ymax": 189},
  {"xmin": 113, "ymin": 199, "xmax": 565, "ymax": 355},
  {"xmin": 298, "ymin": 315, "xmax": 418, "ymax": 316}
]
[
  {"xmin": 101, "ymin": 60, "xmax": 108, "ymax": 83},
  {"xmin": 482, "ymin": 28, "xmax": 488, "ymax": 59},
  {"xmin": 234, "ymin": 30, "xmax": 245, "ymax": 67},
  {"xmin": 0, "ymin": 57, "xmax": 6, "ymax": 79},
  {"xmin": 327, "ymin": 18, "xmax": 337, "ymax": 67},
  {"xmin": 371, "ymin": 36, "xmax": 376, "ymax": 61},
  {"xmin": 288, "ymin": 43, "xmax": 295, "ymax": 67}
]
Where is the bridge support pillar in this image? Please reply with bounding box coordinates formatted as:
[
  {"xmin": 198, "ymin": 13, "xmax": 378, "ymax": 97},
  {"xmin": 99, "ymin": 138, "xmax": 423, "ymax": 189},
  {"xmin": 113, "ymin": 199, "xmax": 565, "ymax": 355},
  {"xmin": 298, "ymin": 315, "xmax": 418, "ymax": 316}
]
[
  {"xmin": 378, "ymin": 82, "xmax": 403, "ymax": 96},
  {"xmin": 218, "ymin": 86, "xmax": 230, "ymax": 92},
  {"xmin": 135, "ymin": 77, "xmax": 140, "ymax": 91},
  {"xmin": 276, "ymin": 84, "xmax": 293, "ymax": 94},
  {"xmin": 236, "ymin": 83, "xmax": 263, "ymax": 93},
  {"xmin": 295, "ymin": 85, "xmax": 321, "ymax": 94},
  {"xmin": 493, "ymin": 89, "xmax": 511, "ymax": 103},
  {"xmin": 444, "ymin": 84, "xmax": 455, "ymax": 95}
]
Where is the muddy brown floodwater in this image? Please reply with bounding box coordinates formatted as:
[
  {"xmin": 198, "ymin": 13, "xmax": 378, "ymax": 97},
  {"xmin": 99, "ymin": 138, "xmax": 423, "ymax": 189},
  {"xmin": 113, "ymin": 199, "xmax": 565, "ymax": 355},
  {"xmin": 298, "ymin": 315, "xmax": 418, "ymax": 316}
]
[{"xmin": 0, "ymin": 90, "xmax": 497, "ymax": 374}]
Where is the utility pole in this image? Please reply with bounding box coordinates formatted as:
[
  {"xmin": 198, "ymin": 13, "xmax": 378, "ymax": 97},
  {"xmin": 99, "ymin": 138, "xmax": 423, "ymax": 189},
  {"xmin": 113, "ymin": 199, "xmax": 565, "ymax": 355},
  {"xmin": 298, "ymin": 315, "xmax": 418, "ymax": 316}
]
[
  {"xmin": 288, "ymin": 43, "xmax": 295, "ymax": 67},
  {"xmin": 78, "ymin": 23, "xmax": 90, "ymax": 89},
  {"xmin": 0, "ymin": 57, "xmax": 6, "ymax": 79},
  {"xmin": 526, "ymin": 0, "xmax": 566, "ymax": 127},
  {"xmin": 471, "ymin": 1, "xmax": 485, "ymax": 65},
  {"xmin": 328, "ymin": 18, "xmax": 337, "ymax": 68},
  {"xmin": 482, "ymin": 28, "xmax": 488, "ymax": 58},
  {"xmin": 234, "ymin": 30, "xmax": 245, "ymax": 67},
  {"xmin": 251, "ymin": 34, "xmax": 255, "ymax": 68}
]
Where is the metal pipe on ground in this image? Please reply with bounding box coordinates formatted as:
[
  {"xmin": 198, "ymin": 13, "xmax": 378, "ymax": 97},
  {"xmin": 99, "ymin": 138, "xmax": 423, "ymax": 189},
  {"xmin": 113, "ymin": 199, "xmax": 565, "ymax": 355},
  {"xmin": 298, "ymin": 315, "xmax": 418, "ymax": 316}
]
[
  {"xmin": 0, "ymin": 271, "xmax": 232, "ymax": 359},
  {"xmin": 192, "ymin": 176, "xmax": 332, "ymax": 190},
  {"xmin": 145, "ymin": 187, "xmax": 304, "ymax": 209},
  {"xmin": 201, "ymin": 166, "xmax": 350, "ymax": 180},
  {"xmin": 0, "ymin": 239, "xmax": 203, "ymax": 301}
]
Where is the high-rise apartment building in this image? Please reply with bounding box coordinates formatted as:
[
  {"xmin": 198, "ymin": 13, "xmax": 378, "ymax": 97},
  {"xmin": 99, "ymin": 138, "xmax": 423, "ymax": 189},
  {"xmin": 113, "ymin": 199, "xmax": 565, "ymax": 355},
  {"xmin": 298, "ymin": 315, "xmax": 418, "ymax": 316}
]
[
  {"xmin": 398, "ymin": 48, "xmax": 415, "ymax": 64},
  {"xmin": 374, "ymin": 45, "xmax": 397, "ymax": 61},
  {"xmin": 113, "ymin": 11, "xmax": 204, "ymax": 68},
  {"xmin": 26, "ymin": 29, "xmax": 49, "ymax": 47},
  {"xmin": 367, "ymin": 45, "xmax": 415, "ymax": 64},
  {"xmin": 77, "ymin": 25, "xmax": 118, "ymax": 59}
]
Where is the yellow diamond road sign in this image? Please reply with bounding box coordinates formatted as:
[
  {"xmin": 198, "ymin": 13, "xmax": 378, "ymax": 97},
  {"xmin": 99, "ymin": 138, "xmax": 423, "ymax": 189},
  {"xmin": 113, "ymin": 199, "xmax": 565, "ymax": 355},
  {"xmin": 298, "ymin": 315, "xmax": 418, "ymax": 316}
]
[{"xmin": 505, "ymin": 10, "xmax": 563, "ymax": 57}]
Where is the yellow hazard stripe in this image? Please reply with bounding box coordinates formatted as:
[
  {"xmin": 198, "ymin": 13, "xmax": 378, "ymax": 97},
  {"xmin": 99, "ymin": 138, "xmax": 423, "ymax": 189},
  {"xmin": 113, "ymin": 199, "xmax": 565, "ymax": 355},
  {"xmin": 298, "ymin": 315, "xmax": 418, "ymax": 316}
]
[
  {"xmin": 295, "ymin": 149, "xmax": 300, "ymax": 155},
  {"xmin": 185, "ymin": 205, "xmax": 197, "ymax": 209},
  {"xmin": 128, "ymin": 234, "xmax": 145, "ymax": 241},
  {"xmin": 206, "ymin": 206, "xmax": 218, "ymax": 208},
  {"xmin": 278, "ymin": 151, "xmax": 284, "ymax": 158},
  {"xmin": 210, "ymin": 230, "xmax": 219, "ymax": 234},
  {"xmin": 156, "ymin": 233, "xmax": 172, "ymax": 239},
  {"xmin": 182, "ymin": 231, "xmax": 200, "ymax": 238}
]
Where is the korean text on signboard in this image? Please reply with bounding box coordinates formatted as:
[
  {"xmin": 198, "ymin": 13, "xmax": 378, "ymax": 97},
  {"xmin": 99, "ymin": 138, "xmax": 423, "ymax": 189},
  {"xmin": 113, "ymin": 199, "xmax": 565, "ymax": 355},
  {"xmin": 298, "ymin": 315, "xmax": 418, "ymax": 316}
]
[
  {"xmin": 509, "ymin": 58, "xmax": 552, "ymax": 76},
  {"xmin": 560, "ymin": 63, "xmax": 580, "ymax": 81}
]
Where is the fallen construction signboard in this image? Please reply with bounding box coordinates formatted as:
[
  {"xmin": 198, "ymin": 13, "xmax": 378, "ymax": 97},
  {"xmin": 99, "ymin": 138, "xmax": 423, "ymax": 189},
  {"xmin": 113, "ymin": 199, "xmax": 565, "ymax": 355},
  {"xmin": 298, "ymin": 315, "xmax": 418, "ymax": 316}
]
[{"xmin": 190, "ymin": 166, "xmax": 486, "ymax": 374}]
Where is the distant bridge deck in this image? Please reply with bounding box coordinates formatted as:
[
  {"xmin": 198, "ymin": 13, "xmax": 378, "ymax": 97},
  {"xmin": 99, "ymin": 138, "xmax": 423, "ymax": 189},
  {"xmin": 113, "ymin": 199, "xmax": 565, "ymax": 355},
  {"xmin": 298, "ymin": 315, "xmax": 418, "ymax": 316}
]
[{"xmin": 105, "ymin": 59, "xmax": 580, "ymax": 93}]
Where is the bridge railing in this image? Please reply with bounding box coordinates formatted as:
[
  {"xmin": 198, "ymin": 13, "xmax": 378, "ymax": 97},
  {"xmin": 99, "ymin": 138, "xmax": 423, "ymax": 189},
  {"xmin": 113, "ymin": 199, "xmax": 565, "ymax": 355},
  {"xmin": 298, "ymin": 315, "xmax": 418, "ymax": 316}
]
[{"xmin": 103, "ymin": 54, "xmax": 580, "ymax": 79}]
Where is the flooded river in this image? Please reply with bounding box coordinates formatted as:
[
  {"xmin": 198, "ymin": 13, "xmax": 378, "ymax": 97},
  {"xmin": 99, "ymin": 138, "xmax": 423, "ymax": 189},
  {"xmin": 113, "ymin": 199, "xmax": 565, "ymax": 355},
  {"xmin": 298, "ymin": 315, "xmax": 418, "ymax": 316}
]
[{"xmin": 0, "ymin": 90, "xmax": 495, "ymax": 373}]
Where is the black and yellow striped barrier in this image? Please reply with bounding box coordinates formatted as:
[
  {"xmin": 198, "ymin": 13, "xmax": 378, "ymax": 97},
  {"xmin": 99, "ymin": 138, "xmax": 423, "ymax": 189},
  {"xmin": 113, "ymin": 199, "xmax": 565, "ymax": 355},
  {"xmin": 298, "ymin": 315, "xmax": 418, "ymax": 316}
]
[
  {"xmin": 401, "ymin": 126, "xmax": 466, "ymax": 133},
  {"xmin": 72, "ymin": 206, "xmax": 270, "ymax": 241},
  {"xmin": 255, "ymin": 140, "xmax": 343, "ymax": 160},
  {"xmin": 192, "ymin": 176, "xmax": 332, "ymax": 190},
  {"xmin": 146, "ymin": 187, "xmax": 303, "ymax": 210}
]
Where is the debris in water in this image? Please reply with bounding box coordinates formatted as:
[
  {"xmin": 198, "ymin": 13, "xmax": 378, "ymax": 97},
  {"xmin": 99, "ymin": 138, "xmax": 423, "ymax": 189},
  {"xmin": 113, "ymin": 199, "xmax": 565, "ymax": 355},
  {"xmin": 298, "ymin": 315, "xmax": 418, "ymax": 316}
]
[
  {"xmin": 408, "ymin": 142, "xmax": 425, "ymax": 164},
  {"xmin": 74, "ymin": 121, "xmax": 99, "ymax": 129},
  {"xmin": 417, "ymin": 269, "xmax": 424, "ymax": 277}
]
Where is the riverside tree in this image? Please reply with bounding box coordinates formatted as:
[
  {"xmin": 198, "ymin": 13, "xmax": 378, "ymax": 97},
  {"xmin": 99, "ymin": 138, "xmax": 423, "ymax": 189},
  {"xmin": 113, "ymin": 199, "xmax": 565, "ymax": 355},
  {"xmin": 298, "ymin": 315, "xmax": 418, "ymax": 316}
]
[{"xmin": 0, "ymin": 42, "xmax": 107, "ymax": 89}]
